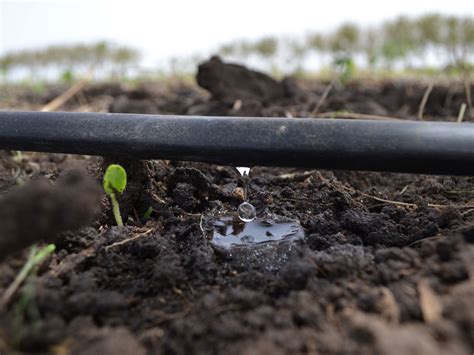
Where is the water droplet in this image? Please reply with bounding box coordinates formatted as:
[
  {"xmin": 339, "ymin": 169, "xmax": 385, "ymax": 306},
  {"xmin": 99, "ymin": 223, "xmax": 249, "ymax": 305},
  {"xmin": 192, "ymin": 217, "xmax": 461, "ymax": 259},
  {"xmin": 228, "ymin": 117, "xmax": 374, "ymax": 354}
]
[
  {"xmin": 236, "ymin": 167, "xmax": 250, "ymax": 177},
  {"xmin": 238, "ymin": 202, "xmax": 256, "ymax": 222}
]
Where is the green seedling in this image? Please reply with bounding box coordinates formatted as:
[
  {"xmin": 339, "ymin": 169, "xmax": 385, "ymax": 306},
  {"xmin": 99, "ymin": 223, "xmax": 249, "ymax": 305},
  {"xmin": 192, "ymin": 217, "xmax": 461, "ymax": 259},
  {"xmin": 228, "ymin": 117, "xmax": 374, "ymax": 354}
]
[
  {"xmin": 6, "ymin": 244, "xmax": 55, "ymax": 347},
  {"xmin": 13, "ymin": 271, "xmax": 40, "ymax": 348},
  {"xmin": 103, "ymin": 164, "xmax": 127, "ymax": 227},
  {"xmin": 12, "ymin": 150, "xmax": 23, "ymax": 162},
  {"xmin": 0, "ymin": 243, "xmax": 56, "ymax": 311},
  {"xmin": 333, "ymin": 56, "xmax": 355, "ymax": 83}
]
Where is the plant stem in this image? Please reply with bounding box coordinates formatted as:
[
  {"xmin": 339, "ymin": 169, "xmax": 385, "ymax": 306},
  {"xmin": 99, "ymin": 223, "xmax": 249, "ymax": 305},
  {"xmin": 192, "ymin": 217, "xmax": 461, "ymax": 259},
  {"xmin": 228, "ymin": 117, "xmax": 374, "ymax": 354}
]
[
  {"xmin": 0, "ymin": 244, "xmax": 55, "ymax": 310},
  {"xmin": 143, "ymin": 206, "xmax": 154, "ymax": 220},
  {"xmin": 110, "ymin": 192, "xmax": 123, "ymax": 227}
]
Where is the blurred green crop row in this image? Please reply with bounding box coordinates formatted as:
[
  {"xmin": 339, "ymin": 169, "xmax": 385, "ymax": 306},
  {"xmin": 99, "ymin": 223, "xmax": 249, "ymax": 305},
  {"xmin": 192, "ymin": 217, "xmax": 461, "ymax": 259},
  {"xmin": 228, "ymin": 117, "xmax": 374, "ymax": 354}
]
[
  {"xmin": 218, "ymin": 14, "xmax": 474, "ymax": 74},
  {"xmin": 1, "ymin": 13, "xmax": 473, "ymax": 83},
  {"xmin": 0, "ymin": 41, "xmax": 139, "ymax": 83}
]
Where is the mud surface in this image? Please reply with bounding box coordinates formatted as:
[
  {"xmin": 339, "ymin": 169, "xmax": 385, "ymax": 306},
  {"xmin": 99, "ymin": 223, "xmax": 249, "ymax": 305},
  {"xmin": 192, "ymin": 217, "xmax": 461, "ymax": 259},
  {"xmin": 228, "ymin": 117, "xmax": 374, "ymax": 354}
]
[{"xmin": 1, "ymin": 60, "xmax": 474, "ymax": 354}]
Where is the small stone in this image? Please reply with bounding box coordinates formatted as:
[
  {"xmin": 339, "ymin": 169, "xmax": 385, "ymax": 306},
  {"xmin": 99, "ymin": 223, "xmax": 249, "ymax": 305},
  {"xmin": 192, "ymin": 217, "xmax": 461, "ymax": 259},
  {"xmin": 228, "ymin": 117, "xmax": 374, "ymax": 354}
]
[{"xmin": 232, "ymin": 187, "xmax": 245, "ymax": 201}]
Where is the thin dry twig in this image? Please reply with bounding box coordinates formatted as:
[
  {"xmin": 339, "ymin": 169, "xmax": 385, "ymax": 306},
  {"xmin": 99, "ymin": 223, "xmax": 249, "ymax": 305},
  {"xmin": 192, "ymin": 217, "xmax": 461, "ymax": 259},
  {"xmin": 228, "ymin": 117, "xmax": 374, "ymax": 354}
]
[
  {"xmin": 41, "ymin": 69, "xmax": 94, "ymax": 112},
  {"xmin": 275, "ymin": 171, "xmax": 314, "ymax": 181},
  {"xmin": 316, "ymin": 172, "xmax": 474, "ymax": 210},
  {"xmin": 398, "ymin": 185, "xmax": 409, "ymax": 195},
  {"xmin": 463, "ymin": 76, "xmax": 473, "ymax": 119},
  {"xmin": 418, "ymin": 279, "xmax": 442, "ymax": 323},
  {"xmin": 350, "ymin": 186, "xmax": 474, "ymax": 209},
  {"xmin": 417, "ymin": 82, "xmax": 434, "ymax": 120},
  {"xmin": 105, "ymin": 228, "xmax": 153, "ymax": 250},
  {"xmin": 461, "ymin": 208, "xmax": 474, "ymax": 216},
  {"xmin": 314, "ymin": 111, "xmax": 400, "ymax": 121},
  {"xmin": 199, "ymin": 214, "xmax": 205, "ymax": 236},
  {"xmin": 350, "ymin": 189, "xmax": 420, "ymax": 208},
  {"xmin": 409, "ymin": 235, "xmax": 443, "ymax": 246},
  {"xmin": 379, "ymin": 287, "xmax": 400, "ymax": 322},
  {"xmin": 457, "ymin": 103, "xmax": 467, "ymax": 123},
  {"xmin": 312, "ymin": 77, "xmax": 338, "ymax": 115},
  {"xmin": 231, "ymin": 99, "xmax": 242, "ymax": 111}
]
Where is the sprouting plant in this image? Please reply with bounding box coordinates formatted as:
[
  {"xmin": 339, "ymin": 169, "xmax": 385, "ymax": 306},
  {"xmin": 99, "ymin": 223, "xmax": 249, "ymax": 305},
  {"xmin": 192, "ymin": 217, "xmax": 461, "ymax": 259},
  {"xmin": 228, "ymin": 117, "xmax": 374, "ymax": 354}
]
[
  {"xmin": 0, "ymin": 244, "xmax": 56, "ymax": 311},
  {"xmin": 333, "ymin": 56, "xmax": 355, "ymax": 83},
  {"xmin": 103, "ymin": 164, "xmax": 127, "ymax": 227},
  {"xmin": 12, "ymin": 150, "xmax": 23, "ymax": 162},
  {"xmin": 143, "ymin": 206, "xmax": 154, "ymax": 220},
  {"xmin": 0, "ymin": 244, "xmax": 56, "ymax": 348}
]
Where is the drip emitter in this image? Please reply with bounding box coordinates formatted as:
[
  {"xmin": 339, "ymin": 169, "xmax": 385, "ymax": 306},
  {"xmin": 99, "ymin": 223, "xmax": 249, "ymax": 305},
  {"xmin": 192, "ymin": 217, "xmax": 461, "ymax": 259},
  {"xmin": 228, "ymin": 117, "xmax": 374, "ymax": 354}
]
[{"xmin": 1, "ymin": 111, "xmax": 474, "ymax": 175}]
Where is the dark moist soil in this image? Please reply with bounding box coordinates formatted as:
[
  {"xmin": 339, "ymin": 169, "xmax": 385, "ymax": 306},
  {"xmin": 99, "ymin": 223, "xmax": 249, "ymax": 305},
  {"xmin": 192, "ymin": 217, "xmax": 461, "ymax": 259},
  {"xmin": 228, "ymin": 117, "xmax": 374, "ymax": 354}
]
[{"xmin": 1, "ymin": 59, "xmax": 474, "ymax": 354}]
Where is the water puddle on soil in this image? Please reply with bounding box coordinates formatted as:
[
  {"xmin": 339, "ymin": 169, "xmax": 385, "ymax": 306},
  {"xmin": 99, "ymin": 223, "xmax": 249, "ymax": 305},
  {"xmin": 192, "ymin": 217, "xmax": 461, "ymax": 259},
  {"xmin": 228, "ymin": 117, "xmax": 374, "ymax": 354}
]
[
  {"xmin": 209, "ymin": 216, "xmax": 305, "ymax": 250},
  {"xmin": 203, "ymin": 166, "xmax": 305, "ymax": 271}
]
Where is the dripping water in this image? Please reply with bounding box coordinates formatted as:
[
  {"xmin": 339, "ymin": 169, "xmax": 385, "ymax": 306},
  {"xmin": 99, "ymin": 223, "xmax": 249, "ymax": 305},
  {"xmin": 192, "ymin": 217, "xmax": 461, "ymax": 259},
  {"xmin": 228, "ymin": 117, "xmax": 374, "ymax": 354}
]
[
  {"xmin": 205, "ymin": 167, "xmax": 305, "ymax": 259},
  {"xmin": 235, "ymin": 166, "xmax": 256, "ymax": 223},
  {"xmin": 236, "ymin": 167, "xmax": 250, "ymax": 177}
]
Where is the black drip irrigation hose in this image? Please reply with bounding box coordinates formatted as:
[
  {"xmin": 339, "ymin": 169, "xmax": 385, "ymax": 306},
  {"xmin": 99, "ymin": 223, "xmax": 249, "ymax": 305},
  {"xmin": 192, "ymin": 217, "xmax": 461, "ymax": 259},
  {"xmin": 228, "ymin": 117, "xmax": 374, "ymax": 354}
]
[{"xmin": 0, "ymin": 111, "xmax": 473, "ymax": 175}]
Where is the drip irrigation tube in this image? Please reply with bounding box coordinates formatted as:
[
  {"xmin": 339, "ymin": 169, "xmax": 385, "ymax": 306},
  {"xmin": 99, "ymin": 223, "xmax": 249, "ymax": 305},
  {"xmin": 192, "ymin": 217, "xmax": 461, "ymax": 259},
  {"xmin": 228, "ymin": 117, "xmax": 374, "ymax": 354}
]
[{"xmin": 0, "ymin": 111, "xmax": 473, "ymax": 175}]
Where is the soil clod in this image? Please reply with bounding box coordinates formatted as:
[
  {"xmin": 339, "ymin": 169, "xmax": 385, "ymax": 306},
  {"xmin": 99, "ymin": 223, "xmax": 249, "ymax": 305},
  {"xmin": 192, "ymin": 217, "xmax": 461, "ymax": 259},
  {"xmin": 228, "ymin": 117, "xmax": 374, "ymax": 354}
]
[{"xmin": 0, "ymin": 170, "xmax": 101, "ymax": 261}]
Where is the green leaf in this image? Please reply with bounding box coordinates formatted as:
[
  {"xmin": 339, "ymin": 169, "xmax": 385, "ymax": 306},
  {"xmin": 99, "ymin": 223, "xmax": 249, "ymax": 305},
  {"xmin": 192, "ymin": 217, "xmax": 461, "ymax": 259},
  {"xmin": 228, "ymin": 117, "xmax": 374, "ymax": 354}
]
[{"xmin": 103, "ymin": 164, "xmax": 127, "ymax": 195}]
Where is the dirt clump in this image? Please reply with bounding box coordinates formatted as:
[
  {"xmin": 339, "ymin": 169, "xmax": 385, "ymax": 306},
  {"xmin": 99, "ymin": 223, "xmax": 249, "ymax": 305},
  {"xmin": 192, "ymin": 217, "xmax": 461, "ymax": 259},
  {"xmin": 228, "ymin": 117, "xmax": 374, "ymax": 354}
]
[
  {"xmin": 197, "ymin": 56, "xmax": 286, "ymax": 104},
  {"xmin": 0, "ymin": 170, "xmax": 101, "ymax": 261}
]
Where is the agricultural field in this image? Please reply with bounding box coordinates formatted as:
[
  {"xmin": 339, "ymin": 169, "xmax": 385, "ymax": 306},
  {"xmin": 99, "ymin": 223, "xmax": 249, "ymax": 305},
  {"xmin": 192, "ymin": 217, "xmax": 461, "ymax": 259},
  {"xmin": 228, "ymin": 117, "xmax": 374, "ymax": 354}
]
[{"xmin": 0, "ymin": 54, "xmax": 473, "ymax": 354}]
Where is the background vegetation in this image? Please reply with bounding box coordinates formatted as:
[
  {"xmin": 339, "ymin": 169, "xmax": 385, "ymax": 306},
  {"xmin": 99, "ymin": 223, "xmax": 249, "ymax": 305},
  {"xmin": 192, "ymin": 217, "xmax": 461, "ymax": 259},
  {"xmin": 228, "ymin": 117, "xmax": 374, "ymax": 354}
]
[
  {"xmin": 0, "ymin": 42, "xmax": 140, "ymax": 83},
  {"xmin": 218, "ymin": 14, "xmax": 474, "ymax": 76},
  {"xmin": 1, "ymin": 13, "xmax": 473, "ymax": 83}
]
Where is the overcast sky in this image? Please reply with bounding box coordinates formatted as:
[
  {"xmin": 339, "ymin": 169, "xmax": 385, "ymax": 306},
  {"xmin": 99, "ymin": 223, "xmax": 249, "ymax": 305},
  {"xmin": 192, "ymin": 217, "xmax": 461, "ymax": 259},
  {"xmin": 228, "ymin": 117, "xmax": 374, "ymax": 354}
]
[{"xmin": 1, "ymin": 0, "xmax": 473, "ymax": 67}]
